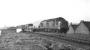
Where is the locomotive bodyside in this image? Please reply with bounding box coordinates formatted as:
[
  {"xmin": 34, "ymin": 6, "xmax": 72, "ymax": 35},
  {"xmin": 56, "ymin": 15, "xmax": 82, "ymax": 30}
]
[{"xmin": 38, "ymin": 17, "xmax": 69, "ymax": 33}]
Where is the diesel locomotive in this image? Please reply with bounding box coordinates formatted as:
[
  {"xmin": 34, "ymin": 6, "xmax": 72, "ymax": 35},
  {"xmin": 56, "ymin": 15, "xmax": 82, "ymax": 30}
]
[{"xmin": 33, "ymin": 17, "xmax": 69, "ymax": 33}]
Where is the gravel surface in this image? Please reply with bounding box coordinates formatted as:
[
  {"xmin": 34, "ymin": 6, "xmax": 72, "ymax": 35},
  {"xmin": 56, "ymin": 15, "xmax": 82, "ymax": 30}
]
[{"xmin": 0, "ymin": 31, "xmax": 88, "ymax": 50}]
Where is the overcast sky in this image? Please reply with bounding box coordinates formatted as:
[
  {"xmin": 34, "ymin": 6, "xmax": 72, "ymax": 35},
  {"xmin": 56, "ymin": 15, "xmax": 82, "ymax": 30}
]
[{"xmin": 0, "ymin": 0, "xmax": 90, "ymax": 27}]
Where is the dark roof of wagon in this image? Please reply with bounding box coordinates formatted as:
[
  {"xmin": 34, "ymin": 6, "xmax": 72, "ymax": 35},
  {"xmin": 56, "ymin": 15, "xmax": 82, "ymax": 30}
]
[
  {"xmin": 7, "ymin": 27, "xmax": 17, "ymax": 29},
  {"xmin": 42, "ymin": 17, "xmax": 66, "ymax": 22},
  {"xmin": 27, "ymin": 24, "xmax": 33, "ymax": 26},
  {"xmin": 82, "ymin": 21, "xmax": 90, "ymax": 31}
]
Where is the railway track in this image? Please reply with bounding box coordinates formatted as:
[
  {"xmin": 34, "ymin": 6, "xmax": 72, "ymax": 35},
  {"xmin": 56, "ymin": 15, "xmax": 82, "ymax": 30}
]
[{"xmin": 33, "ymin": 32, "xmax": 90, "ymax": 49}]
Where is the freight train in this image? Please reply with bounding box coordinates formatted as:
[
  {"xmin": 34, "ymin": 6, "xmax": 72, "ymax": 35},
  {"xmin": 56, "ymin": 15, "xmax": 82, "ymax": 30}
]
[
  {"xmin": 22, "ymin": 17, "xmax": 90, "ymax": 45},
  {"xmin": 33, "ymin": 17, "xmax": 69, "ymax": 33}
]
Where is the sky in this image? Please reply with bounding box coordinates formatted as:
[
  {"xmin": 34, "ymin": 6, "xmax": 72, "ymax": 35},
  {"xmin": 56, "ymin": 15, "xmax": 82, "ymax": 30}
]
[{"xmin": 0, "ymin": 0, "xmax": 90, "ymax": 27}]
